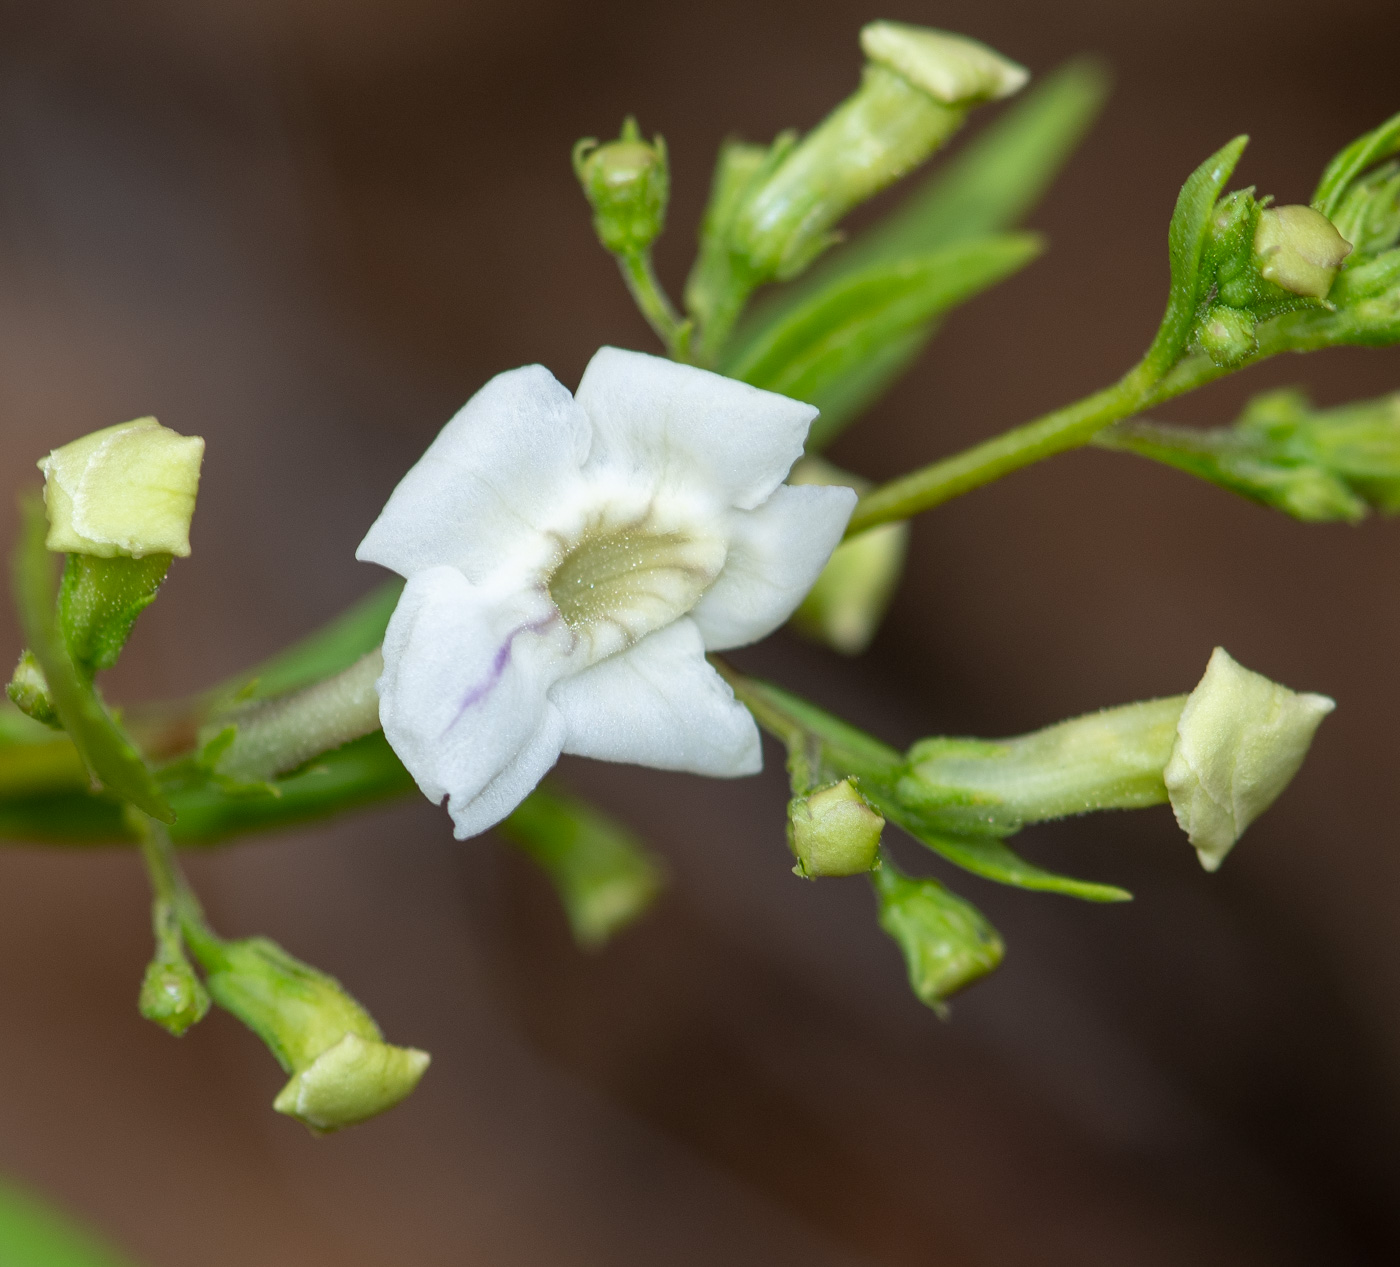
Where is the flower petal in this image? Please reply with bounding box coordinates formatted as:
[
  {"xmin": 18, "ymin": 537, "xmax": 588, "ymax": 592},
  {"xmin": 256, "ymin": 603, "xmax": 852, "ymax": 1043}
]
[
  {"xmin": 575, "ymin": 347, "xmax": 817, "ymax": 511},
  {"xmin": 377, "ymin": 566, "xmax": 575, "ymax": 836},
  {"xmin": 356, "ymin": 365, "xmax": 591, "ymax": 583},
  {"xmin": 552, "ymin": 618, "xmax": 761, "ymax": 776},
  {"xmin": 691, "ymin": 483, "xmax": 857, "ymax": 650}
]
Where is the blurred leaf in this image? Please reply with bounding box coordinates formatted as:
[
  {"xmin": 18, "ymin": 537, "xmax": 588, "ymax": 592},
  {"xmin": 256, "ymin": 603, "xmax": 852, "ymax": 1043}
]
[
  {"xmin": 722, "ymin": 236, "xmax": 1042, "ymax": 449},
  {"xmin": 0, "ymin": 1177, "xmax": 139, "ymax": 1267},
  {"xmin": 11, "ymin": 496, "xmax": 172, "ymax": 822},
  {"xmin": 1144, "ymin": 135, "xmax": 1248, "ymax": 375},
  {"xmin": 215, "ymin": 579, "xmax": 403, "ymax": 705},
  {"xmin": 723, "ymin": 60, "xmax": 1108, "ymax": 441},
  {"xmin": 1313, "ymin": 111, "xmax": 1400, "ymax": 219},
  {"xmin": 501, "ymin": 784, "xmax": 665, "ymax": 947}
]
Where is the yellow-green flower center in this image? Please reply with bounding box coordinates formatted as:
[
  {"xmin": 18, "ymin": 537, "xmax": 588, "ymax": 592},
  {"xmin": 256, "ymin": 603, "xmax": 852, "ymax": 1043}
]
[{"xmin": 547, "ymin": 522, "xmax": 724, "ymax": 659}]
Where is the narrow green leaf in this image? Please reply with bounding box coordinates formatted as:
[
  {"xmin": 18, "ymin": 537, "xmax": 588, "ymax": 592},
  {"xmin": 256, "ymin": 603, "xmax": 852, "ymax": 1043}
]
[
  {"xmin": 1144, "ymin": 135, "xmax": 1249, "ymax": 376},
  {"xmin": 722, "ymin": 236, "xmax": 1042, "ymax": 448},
  {"xmin": 0, "ymin": 1177, "xmax": 139, "ymax": 1267},
  {"xmin": 1312, "ymin": 111, "xmax": 1400, "ymax": 219},
  {"xmin": 11, "ymin": 497, "xmax": 173, "ymax": 822},
  {"xmin": 873, "ymin": 797, "xmax": 1132, "ymax": 902},
  {"xmin": 501, "ymin": 784, "xmax": 664, "ymax": 948}
]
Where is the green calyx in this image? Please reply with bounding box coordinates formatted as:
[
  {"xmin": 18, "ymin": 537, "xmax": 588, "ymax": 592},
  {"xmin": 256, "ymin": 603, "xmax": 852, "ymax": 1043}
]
[{"xmin": 573, "ymin": 116, "xmax": 670, "ymax": 258}]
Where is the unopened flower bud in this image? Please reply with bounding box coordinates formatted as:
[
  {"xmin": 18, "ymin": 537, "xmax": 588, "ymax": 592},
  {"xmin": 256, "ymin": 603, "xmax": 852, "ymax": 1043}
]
[
  {"xmin": 788, "ymin": 779, "xmax": 884, "ymax": 877},
  {"xmin": 859, "ymin": 22, "xmax": 1029, "ymax": 106},
  {"xmin": 1254, "ymin": 205, "xmax": 1352, "ymax": 299},
  {"xmin": 6, "ymin": 650, "xmax": 58, "ymax": 727},
  {"xmin": 203, "ymin": 936, "xmax": 429, "ymax": 1132},
  {"xmin": 573, "ymin": 117, "xmax": 670, "ymax": 258},
  {"xmin": 1197, "ymin": 304, "xmax": 1257, "ymax": 366},
  {"xmin": 39, "ymin": 417, "xmax": 204, "ymax": 559},
  {"xmin": 1164, "ymin": 647, "xmax": 1334, "ymax": 871},
  {"xmin": 139, "ymin": 954, "xmax": 210, "ymax": 1038},
  {"xmin": 789, "ymin": 457, "xmax": 908, "ymax": 654},
  {"xmin": 731, "ymin": 25, "xmax": 1025, "ymax": 280},
  {"xmin": 873, "ymin": 864, "xmax": 1003, "ymax": 1013}
]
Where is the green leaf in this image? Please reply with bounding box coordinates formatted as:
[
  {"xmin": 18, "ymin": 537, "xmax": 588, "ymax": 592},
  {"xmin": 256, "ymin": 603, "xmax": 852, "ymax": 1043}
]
[
  {"xmin": 0, "ymin": 1177, "xmax": 139, "ymax": 1267},
  {"xmin": 721, "ymin": 236, "xmax": 1042, "ymax": 449},
  {"xmin": 722, "ymin": 60, "xmax": 1107, "ymax": 440},
  {"xmin": 1312, "ymin": 111, "xmax": 1400, "ymax": 220},
  {"xmin": 500, "ymin": 784, "xmax": 664, "ymax": 948},
  {"xmin": 11, "ymin": 497, "xmax": 173, "ymax": 822},
  {"xmin": 874, "ymin": 800, "xmax": 1132, "ymax": 903},
  {"xmin": 1144, "ymin": 135, "xmax": 1249, "ymax": 375}
]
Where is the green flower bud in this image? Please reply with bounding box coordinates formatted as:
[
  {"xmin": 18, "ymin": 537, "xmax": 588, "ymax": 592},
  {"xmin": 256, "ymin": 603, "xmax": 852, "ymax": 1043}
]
[
  {"xmin": 1164, "ymin": 647, "xmax": 1334, "ymax": 871},
  {"xmin": 139, "ymin": 954, "xmax": 210, "ymax": 1038},
  {"xmin": 788, "ymin": 779, "xmax": 884, "ymax": 878},
  {"xmin": 39, "ymin": 417, "xmax": 204, "ymax": 559},
  {"xmin": 872, "ymin": 864, "xmax": 1003, "ymax": 1013},
  {"xmin": 203, "ymin": 936, "xmax": 429, "ymax": 1132},
  {"xmin": 788, "ymin": 457, "xmax": 908, "ymax": 655},
  {"xmin": 5, "ymin": 650, "xmax": 58, "ymax": 727},
  {"xmin": 573, "ymin": 117, "xmax": 669, "ymax": 258},
  {"xmin": 731, "ymin": 25, "xmax": 1025, "ymax": 281},
  {"xmin": 1196, "ymin": 304, "xmax": 1257, "ymax": 366},
  {"xmin": 1254, "ymin": 205, "xmax": 1352, "ymax": 299}
]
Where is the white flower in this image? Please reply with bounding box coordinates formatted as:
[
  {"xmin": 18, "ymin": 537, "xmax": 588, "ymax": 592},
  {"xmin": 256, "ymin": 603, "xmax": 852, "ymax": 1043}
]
[{"xmin": 356, "ymin": 347, "xmax": 856, "ymax": 838}]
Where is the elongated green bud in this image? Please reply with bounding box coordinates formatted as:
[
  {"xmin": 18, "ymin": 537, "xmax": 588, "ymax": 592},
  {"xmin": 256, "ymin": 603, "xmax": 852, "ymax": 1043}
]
[
  {"xmin": 1164, "ymin": 647, "xmax": 1334, "ymax": 870},
  {"xmin": 202, "ymin": 936, "xmax": 429, "ymax": 1132},
  {"xmin": 573, "ymin": 117, "xmax": 669, "ymax": 258},
  {"xmin": 39, "ymin": 417, "xmax": 203, "ymax": 559},
  {"xmin": 1254, "ymin": 205, "xmax": 1352, "ymax": 298},
  {"xmin": 730, "ymin": 24, "xmax": 1026, "ymax": 281},
  {"xmin": 872, "ymin": 864, "xmax": 1003, "ymax": 1013},
  {"xmin": 788, "ymin": 779, "xmax": 884, "ymax": 878}
]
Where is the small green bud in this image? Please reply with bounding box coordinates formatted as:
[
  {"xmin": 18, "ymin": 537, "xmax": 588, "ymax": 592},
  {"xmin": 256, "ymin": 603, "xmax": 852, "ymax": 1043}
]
[
  {"xmin": 787, "ymin": 779, "xmax": 884, "ymax": 878},
  {"xmin": 789, "ymin": 457, "xmax": 908, "ymax": 655},
  {"xmin": 139, "ymin": 955, "xmax": 210, "ymax": 1038},
  {"xmin": 6, "ymin": 650, "xmax": 58, "ymax": 727},
  {"xmin": 39, "ymin": 417, "xmax": 204, "ymax": 558},
  {"xmin": 203, "ymin": 937, "xmax": 429, "ymax": 1132},
  {"xmin": 873, "ymin": 865, "xmax": 1003, "ymax": 1013},
  {"xmin": 859, "ymin": 22, "xmax": 1028, "ymax": 105},
  {"xmin": 573, "ymin": 117, "xmax": 669, "ymax": 258},
  {"xmin": 1196, "ymin": 304, "xmax": 1257, "ymax": 367},
  {"xmin": 1164, "ymin": 647, "xmax": 1334, "ymax": 871},
  {"xmin": 1254, "ymin": 205, "xmax": 1352, "ymax": 299}
]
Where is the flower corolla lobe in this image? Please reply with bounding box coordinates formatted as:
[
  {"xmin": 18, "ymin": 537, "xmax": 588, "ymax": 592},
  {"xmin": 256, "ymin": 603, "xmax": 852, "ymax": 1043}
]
[{"xmin": 358, "ymin": 348, "xmax": 855, "ymax": 838}]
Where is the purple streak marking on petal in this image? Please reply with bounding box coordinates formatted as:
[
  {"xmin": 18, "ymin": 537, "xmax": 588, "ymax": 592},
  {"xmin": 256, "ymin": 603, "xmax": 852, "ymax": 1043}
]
[{"xmin": 443, "ymin": 611, "xmax": 561, "ymax": 736}]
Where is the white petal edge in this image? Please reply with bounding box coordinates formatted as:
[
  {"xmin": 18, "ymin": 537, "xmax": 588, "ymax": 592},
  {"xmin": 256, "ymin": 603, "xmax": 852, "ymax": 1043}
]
[
  {"xmin": 377, "ymin": 565, "xmax": 574, "ymax": 829},
  {"xmin": 450, "ymin": 705, "xmax": 567, "ymax": 838},
  {"xmin": 357, "ymin": 365, "xmax": 591, "ymax": 583},
  {"xmin": 575, "ymin": 347, "xmax": 818, "ymax": 512},
  {"xmin": 691, "ymin": 483, "xmax": 858, "ymax": 651},
  {"xmin": 552, "ymin": 618, "xmax": 762, "ymax": 777}
]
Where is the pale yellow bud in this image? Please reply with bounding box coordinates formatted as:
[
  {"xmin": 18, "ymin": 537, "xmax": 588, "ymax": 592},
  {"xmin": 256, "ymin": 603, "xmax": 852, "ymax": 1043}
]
[
  {"xmin": 1163, "ymin": 647, "xmax": 1334, "ymax": 871},
  {"xmin": 859, "ymin": 22, "xmax": 1028, "ymax": 106},
  {"xmin": 788, "ymin": 779, "xmax": 884, "ymax": 878},
  {"xmin": 1253, "ymin": 205, "xmax": 1352, "ymax": 299},
  {"xmin": 273, "ymin": 1033, "xmax": 431, "ymax": 1133},
  {"xmin": 39, "ymin": 417, "xmax": 204, "ymax": 558}
]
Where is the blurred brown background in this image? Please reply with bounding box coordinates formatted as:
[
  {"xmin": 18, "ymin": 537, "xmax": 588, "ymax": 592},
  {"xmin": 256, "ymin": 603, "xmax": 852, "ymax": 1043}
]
[{"xmin": 0, "ymin": 0, "xmax": 1398, "ymax": 1262}]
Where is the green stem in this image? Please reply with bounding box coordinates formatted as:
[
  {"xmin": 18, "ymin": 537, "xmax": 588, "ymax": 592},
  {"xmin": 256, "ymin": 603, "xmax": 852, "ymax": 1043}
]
[
  {"xmin": 619, "ymin": 251, "xmax": 693, "ymax": 361},
  {"xmin": 845, "ymin": 360, "xmax": 1159, "ymax": 536},
  {"xmin": 129, "ymin": 808, "xmax": 219, "ymax": 960}
]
